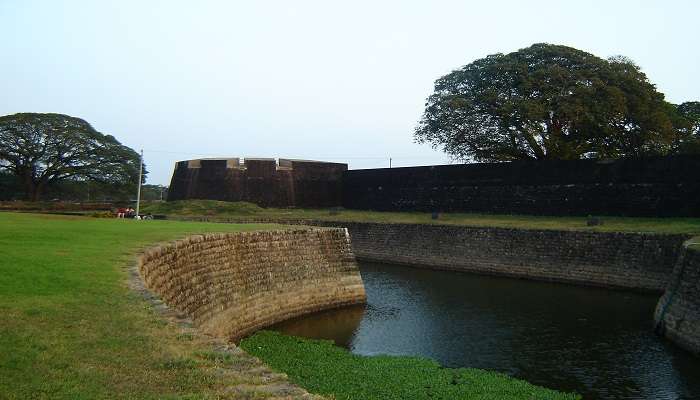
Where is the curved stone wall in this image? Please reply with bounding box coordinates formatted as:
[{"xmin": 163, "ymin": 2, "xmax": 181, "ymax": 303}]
[
  {"xmin": 654, "ymin": 241, "xmax": 700, "ymax": 356},
  {"xmin": 138, "ymin": 228, "xmax": 366, "ymax": 341}
]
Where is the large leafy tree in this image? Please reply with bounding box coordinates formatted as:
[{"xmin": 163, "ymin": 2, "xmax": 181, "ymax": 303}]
[
  {"xmin": 674, "ymin": 101, "xmax": 700, "ymax": 153},
  {"xmin": 415, "ymin": 43, "xmax": 696, "ymax": 161},
  {"xmin": 0, "ymin": 113, "xmax": 144, "ymax": 201}
]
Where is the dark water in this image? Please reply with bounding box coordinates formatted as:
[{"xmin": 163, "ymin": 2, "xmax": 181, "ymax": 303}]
[{"xmin": 273, "ymin": 262, "xmax": 700, "ymax": 400}]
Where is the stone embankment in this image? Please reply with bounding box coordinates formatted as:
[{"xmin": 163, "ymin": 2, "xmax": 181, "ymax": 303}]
[
  {"xmin": 149, "ymin": 216, "xmax": 700, "ymax": 356},
  {"xmin": 138, "ymin": 228, "xmax": 366, "ymax": 341},
  {"xmin": 166, "ymin": 217, "xmax": 690, "ymax": 292},
  {"xmin": 655, "ymin": 241, "xmax": 700, "ymax": 356},
  {"xmin": 324, "ymin": 221, "xmax": 697, "ymax": 355},
  {"xmin": 306, "ymin": 221, "xmax": 689, "ymax": 292}
]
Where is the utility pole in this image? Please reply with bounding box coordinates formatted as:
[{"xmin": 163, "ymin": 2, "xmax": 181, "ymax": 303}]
[
  {"xmin": 135, "ymin": 149, "xmax": 143, "ymax": 218},
  {"xmin": 389, "ymin": 157, "xmax": 392, "ymax": 168}
]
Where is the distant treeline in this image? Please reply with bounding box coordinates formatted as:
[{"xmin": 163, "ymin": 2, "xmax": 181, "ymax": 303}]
[{"xmin": 0, "ymin": 172, "xmax": 167, "ymax": 202}]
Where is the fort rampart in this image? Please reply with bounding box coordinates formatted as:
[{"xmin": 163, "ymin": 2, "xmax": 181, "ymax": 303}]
[
  {"xmin": 342, "ymin": 155, "xmax": 700, "ymax": 217},
  {"xmin": 655, "ymin": 242, "xmax": 700, "ymax": 356},
  {"xmin": 137, "ymin": 228, "xmax": 366, "ymax": 341},
  {"xmin": 167, "ymin": 155, "xmax": 700, "ymax": 216}
]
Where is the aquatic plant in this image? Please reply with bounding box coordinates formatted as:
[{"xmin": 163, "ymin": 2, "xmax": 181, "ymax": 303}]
[{"xmin": 241, "ymin": 330, "xmax": 581, "ymax": 400}]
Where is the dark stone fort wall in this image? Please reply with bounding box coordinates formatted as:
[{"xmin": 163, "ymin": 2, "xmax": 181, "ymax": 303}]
[
  {"xmin": 305, "ymin": 221, "xmax": 689, "ymax": 292},
  {"xmin": 167, "ymin": 155, "xmax": 700, "ymax": 216},
  {"xmin": 167, "ymin": 159, "xmax": 347, "ymax": 208},
  {"xmin": 341, "ymin": 155, "xmax": 700, "ymax": 217}
]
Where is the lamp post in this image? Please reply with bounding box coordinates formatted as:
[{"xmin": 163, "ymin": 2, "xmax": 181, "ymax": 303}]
[{"xmin": 135, "ymin": 149, "xmax": 143, "ymax": 218}]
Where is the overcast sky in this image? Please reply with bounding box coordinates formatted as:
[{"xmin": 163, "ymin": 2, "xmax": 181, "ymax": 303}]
[{"xmin": 1, "ymin": 0, "xmax": 698, "ymax": 184}]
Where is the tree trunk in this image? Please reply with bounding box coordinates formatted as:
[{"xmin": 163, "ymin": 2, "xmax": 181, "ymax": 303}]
[
  {"xmin": 30, "ymin": 184, "xmax": 43, "ymax": 202},
  {"xmin": 20, "ymin": 172, "xmax": 42, "ymax": 202}
]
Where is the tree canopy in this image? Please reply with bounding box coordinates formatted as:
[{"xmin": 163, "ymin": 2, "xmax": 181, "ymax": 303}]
[
  {"xmin": 415, "ymin": 43, "xmax": 699, "ymax": 162},
  {"xmin": 674, "ymin": 101, "xmax": 700, "ymax": 154},
  {"xmin": 0, "ymin": 113, "xmax": 144, "ymax": 201}
]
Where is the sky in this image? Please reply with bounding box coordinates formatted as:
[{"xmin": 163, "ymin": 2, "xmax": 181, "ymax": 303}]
[{"xmin": 1, "ymin": 0, "xmax": 698, "ymax": 185}]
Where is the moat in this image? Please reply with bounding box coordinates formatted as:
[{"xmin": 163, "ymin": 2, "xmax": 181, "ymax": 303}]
[{"xmin": 273, "ymin": 262, "xmax": 700, "ymax": 400}]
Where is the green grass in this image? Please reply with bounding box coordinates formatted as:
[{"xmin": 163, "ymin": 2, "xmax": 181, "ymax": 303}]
[
  {"xmin": 241, "ymin": 331, "xmax": 580, "ymax": 400},
  {"xmin": 140, "ymin": 199, "xmax": 264, "ymax": 216},
  {"xmin": 0, "ymin": 212, "xmax": 287, "ymax": 399},
  {"xmin": 140, "ymin": 200, "xmax": 700, "ymax": 236}
]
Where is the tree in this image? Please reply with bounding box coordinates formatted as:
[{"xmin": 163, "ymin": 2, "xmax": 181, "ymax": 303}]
[
  {"xmin": 140, "ymin": 184, "xmax": 169, "ymax": 201},
  {"xmin": 0, "ymin": 171, "xmax": 22, "ymax": 200},
  {"xmin": 674, "ymin": 101, "xmax": 700, "ymax": 154},
  {"xmin": 415, "ymin": 43, "xmax": 694, "ymax": 162},
  {"xmin": 0, "ymin": 113, "xmax": 144, "ymax": 201}
]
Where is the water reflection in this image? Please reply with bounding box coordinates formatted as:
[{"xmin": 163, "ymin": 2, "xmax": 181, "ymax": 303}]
[
  {"xmin": 273, "ymin": 262, "xmax": 700, "ymax": 400},
  {"xmin": 273, "ymin": 304, "xmax": 365, "ymax": 348}
]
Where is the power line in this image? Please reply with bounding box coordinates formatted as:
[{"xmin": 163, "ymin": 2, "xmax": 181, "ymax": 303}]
[
  {"xmin": 142, "ymin": 148, "xmax": 449, "ymax": 160},
  {"xmin": 138, "ymin": 147, "xmax": 457, "ymax": 185}
]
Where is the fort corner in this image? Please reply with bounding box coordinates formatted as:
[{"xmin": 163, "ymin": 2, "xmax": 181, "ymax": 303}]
[{"xmin": 167, "ymin": 157, "xmax": 347, "ymax": 208}]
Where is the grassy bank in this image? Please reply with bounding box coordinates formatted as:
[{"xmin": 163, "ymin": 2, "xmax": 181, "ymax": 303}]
[
  {"xmin": 140, "ymin": 200, "xmax": 700, "ymax": 236},
  {"xmin": 241, "ymin": 331, "xmax": 580, "ymax": 400},
  {"xmin": 0, "ymin": 212, "xmax": 288, "ymax": 399}
]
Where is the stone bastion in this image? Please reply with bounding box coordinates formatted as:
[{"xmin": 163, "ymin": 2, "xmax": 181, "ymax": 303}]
[
  {"xmin": 137, "ymin": 227, "xmax": 366, "ymax": 341},
  {"xmin": 167, "ymin": 157, "xmax": 348, "ymax": 208}
]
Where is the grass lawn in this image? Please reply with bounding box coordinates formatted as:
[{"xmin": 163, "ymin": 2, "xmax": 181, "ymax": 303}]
[
  {"xmin": 0, "ymin": 212, "xmax": 287, "ymax": 399},
  {"xmin": 241, "ymin": 331, "xmax": 580, "ymax": 400},
  {"xmin": 140, "ymin": 200, "xmax": 700, "ymax": 236}
]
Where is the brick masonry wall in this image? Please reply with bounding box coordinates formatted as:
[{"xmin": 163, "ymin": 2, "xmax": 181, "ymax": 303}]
[
  {"xmin": 306, "ymin": 221, "xmax": 689, "ymax": 292},
  {"xmin": 138, "ymin": 228, "xmax": 366, "ymax": 341},
  {"xmin": 655, "ymin": 243, "xmax": 700, "ymax": 356}
]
